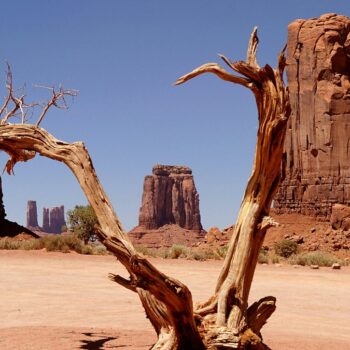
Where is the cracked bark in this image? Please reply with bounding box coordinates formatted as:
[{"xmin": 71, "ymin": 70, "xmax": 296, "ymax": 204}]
[{"xmin": 0, "ymin": 27, "xmax": 290, "ymax": 349}]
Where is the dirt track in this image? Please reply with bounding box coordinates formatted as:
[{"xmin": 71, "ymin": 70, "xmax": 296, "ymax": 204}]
[{"xmin": 0, "ymin": 250, "xmax": 349, "ymax": 349}]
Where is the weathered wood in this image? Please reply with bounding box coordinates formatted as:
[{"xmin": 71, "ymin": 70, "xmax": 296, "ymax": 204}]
[
  {"xmin": 0, "ymin": 27, "xmax": 290, "ymax": 349},
  {"xmin": 176, "ymin": 27, "xmax": 290, "ymax": 348},
  {"xmin": 0, "ymin": 124, "xmax": 205, "ymax": 350}
]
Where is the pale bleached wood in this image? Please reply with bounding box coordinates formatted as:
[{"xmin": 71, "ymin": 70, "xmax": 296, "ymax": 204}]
[
  {"xmin": 176, "ymin": 27, "xmax": 290, "ymax": 348},
  {"xmin": 0, "ymin": 26, "xmax": 290, "ymax": 349},
  {"xmin": 0, "ymin": 123, "xmax": 205, "ymax": 350}
]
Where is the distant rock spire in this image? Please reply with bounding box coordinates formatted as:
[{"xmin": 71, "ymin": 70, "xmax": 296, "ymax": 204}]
[{"xmin": 26, "ymin": 200, "xmax": 39, "ymax": 228}]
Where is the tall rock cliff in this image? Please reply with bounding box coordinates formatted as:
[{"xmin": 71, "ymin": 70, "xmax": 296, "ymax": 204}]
[
  {"xmin": 138, "ymin": 165, "xmax": 203, "ymax": 231},
  {"xmin": 0, "ymin": 177, "xmax": 6, "ymax": 222},
  {"xmin": 274, "ymin": 14, "xmax": 350, "ymax": 219}
]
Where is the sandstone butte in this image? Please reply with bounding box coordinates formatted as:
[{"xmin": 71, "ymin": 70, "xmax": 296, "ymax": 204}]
[
  {"xmin": 26, "ymin": 200, "xmax": 65, "ymax": 234},
  {"xmin": 274, "ymin": 13, "xmax": 350, "ymax": 219},
  {"xmin": 129, "ymin": 165, "xmax": 205, "ymax": 248}
]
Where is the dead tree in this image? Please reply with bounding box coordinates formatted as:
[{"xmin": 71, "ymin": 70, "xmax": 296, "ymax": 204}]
[{"xmin": 0, "ymin": 28, "xmax": 290, "ymax": 349}]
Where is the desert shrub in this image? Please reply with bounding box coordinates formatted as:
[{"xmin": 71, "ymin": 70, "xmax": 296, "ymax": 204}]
[
  {"xmin": 0, "ymin": 234, "xmax": 109, "ymax": 255},
  {"xmin": 271, "ymin": 255, "xmax": 280, "ymax": 264},
  {"xmin": 135, "ymin": 244, "xmax": 157, "ymax": 257},
  {"xmin": 41, "ymin": 235, "xmax": 83, "ymax": 253},
  {"xmin": 169, "ymin": 244, "xmax": 188, "ymax": 259},
  {"xmin": 20, "ymin": 239, "xmax": 45, "ymax": 250},
  {"xmin": 0, "ymin": 238, "xmax": 44, "ymax": 250},
  {"xmin": 258, "ymin": 250, "xmax": 269, "ymax": 264},
  {"xmin": 274, "ymin": 239, "xmax": 298, "ymax": 258},
  {"xmin": 187, "ymin": 248, "xmax": 218, "ymax": 261},
  {"xmin": 81, "ymin": 245, "xmax": 93, "ymax": 255},
  {"xmin": 0, "ymin": 238, "xmax": 20, "ymax": 250},
  {"xmin": 289, "ymin": 251, "xmax": 343, "ymax": 267},
  {"xmin": 91, "ymin": 245, "xmax": 108, "ymax": 255}
]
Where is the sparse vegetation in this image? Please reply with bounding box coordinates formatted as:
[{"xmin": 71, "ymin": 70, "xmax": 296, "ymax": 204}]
[
  {"xmin": 136, "ymin": 244, "xmax": 231, "ymax": 261},
  {"xmin": 274, "ymin": 239, "xmax": 298, "ymax": 258},
  {"xmin": 66, "ymin": 205, "xmax": 98, "ymax": 244},
  {"xmin": 289, "ymin": 251, "xmax": 344, "ymax": 267},
  {"xmin": 271, "ymin": 255, "xmax": 280, "ymax": 264},
  {"xmin": 258, "ymin": 250, "xmax": 269, "ymax": 264},
  {"xmin": 0, "ymin": 235, "xmax": 108, "ymax": 255}
]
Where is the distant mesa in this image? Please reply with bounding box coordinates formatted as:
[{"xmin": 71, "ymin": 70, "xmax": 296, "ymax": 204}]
[
  {"xmin": 26, "ymin": 200, "xmax": 66, "ymax": 234},
  {"xmin": 129, "ymin": 164, "xmax": 205, "ymax": 248}
]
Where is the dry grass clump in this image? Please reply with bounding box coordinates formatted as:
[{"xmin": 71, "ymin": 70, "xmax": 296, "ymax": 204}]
[
  {"xmin": 0, "ymin": 235, "xmax": 108, "ymax": 255},
  {"xmin": 258, "ymin": 250, "xmax": 269, "ymax": 264},
  {"xmin": 135, "ymin": 244, "xmax": 229, "ymax": 261},
  {"xmin": 289, "ymin": 251, "xmax": 344, "ymax": 267},
  {"xmin": 274, "ymin": 239, "xmax": 298, "ymax": 258}
]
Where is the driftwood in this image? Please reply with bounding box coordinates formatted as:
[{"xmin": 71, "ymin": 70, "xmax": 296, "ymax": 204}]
[{"xmin": 0, "ymin": 28, "xmax": 290, "ymax": 349}]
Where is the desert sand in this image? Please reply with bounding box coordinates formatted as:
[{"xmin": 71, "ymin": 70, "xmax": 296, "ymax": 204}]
[{"xmin": 0, "ymin": 250, "xmax": 349, "ymax": 349}]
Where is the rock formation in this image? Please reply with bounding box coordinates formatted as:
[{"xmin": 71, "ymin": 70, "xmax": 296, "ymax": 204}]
[
  {"xmin": 138, "ymin": 165, "xmax": 203, "ymax": 231},
  {"xmin": 129, "ymin": 165, "xmax": 205, "ymax": 247},
  {"xmin": 330, "ymin": 204, "xmax": 350, "ymax": 230},
  {"xmin": 26, "ymin": 200, "xmax": 39, "ymax": 228},
  {"xmin": 0, "ymin": 177, "xmax": 6, "ymax": 222},
  {"xmin": 0, "ymin": 182, "xmax": 38, "ymax": 238},
  {"xmin": 48, "ymin": 206, "xmax": 66, "ymax": 233},
  {"xmin": 274, "ymin": 14, "xmax": 350, "ymax": 219},
  {"xmin": 25, "ymin": 201, "xmax": 65, "ymax": 233},
  {"xmin": 42, "ymin": 208, "xmax": 50, "ymax": 232}
]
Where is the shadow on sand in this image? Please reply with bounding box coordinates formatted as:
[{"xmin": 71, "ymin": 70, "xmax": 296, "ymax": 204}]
[{"xmin": 79, "ymin": 332, "xmax": 124, "ymax": 350}]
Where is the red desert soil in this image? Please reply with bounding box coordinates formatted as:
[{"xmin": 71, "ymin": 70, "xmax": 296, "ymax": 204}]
[{"xmin": 0, "ymin": 250, "xmax": 349, "ymax": 349}]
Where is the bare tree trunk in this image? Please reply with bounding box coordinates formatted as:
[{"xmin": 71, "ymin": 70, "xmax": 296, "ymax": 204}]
[
  {"xmin": 174, "ymin": 27, "xmax": 290, "ymax": 348},
  {"xmin": 0, "ymin": 28, "xmax": 289, "ymax": 349}
]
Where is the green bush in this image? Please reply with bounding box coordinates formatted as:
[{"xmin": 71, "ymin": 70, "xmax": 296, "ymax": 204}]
[
  {"xmin": 66, "ymin": 205, "xmax": 98, "ymax": 244},
  {"xmin": 274, "ymin": 239, "xmax": 298, "ymax": 258},
  {"xmin": 289, "ymin": 251, "xmax": 343, "ymax": 267}
]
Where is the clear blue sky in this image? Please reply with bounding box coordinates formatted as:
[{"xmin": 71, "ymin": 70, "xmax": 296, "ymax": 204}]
[{"xmin": 1, "ymin": 1, "xmax": 349, "ymax": 231}]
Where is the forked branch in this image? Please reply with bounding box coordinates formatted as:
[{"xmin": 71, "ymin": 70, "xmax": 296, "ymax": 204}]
[
  {"xmin": 35, "ymin": 85, "xmax": 78, "ymax": 127},
  {"xmin": 0, "ymin": 26, "xmax": 290, "ymax": 350}
]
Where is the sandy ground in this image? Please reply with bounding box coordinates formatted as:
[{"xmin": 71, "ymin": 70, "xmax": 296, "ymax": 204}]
[{"xmin": 0, "ymin": 251, "xmax": 349, "ymax": 349}]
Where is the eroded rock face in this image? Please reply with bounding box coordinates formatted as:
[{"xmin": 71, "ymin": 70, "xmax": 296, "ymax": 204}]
[
  {"xmin": 274, "ymin": 14, "xmax": 350, "ymax": 219},
  {"xmin": 330, "ymin": 204, "xmax": 350, "ymax": 230},
  {"xmin": 49, "ymin": 206, "xmax": 66, "ymax": 233},
  {"xmin": 43, "ymin": 206, "xmax": 65, "ymax": 233},
  {"xmin": 42, "ymin": 208, "xmax": 50, "ymax": 232},
  {"xmin": 26, "ymin": 200, "xmax": 39, "ymax": 228},
  {"xmin": 138, "ymin": 165, "xmax": 203, "ymax": 231},
  {"xmin": 0, "ymin": 177, "xmax": 6, "ymax": 222}
]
